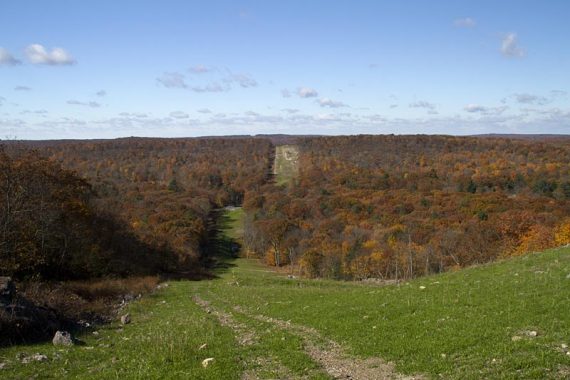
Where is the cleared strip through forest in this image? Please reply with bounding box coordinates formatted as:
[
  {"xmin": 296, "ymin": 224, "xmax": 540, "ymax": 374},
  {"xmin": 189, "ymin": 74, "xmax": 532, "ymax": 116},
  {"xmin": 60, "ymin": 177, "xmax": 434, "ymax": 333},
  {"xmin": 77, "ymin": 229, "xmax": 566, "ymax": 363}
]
[{"xmin": 274, "ymin": 144, "xmax": 300, "ymax": 186}]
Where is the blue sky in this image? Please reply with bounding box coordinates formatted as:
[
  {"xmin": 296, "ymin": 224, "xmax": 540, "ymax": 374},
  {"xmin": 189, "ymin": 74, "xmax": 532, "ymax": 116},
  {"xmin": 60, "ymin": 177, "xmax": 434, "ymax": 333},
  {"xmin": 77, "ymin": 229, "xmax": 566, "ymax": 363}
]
[{"xmin": 1, "ymin": 0, "xmax": 569, "ymax": 139}]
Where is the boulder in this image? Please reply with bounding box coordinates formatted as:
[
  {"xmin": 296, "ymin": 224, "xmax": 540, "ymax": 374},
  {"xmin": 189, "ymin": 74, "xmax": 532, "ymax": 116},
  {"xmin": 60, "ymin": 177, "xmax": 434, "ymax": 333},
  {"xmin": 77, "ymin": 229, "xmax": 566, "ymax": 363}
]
[{"xmin": 52, "ymin": 330, "xmax": 74, "ymax": 346}]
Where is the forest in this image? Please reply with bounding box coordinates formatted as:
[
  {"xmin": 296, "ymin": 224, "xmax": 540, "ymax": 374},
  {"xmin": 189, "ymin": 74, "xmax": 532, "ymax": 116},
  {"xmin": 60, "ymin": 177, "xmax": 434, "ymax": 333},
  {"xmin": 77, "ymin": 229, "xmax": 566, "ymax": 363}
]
[
  {"xmin": 244, "ymin": 135, "xmax": 570, "ymax": 279},
  {"xmin": 2, "ymin": 135, "xmax": 570, "ymax": 283},
  {"xmin": 1, "ymin": 138, "xmax": 272, "ymax": 280}
]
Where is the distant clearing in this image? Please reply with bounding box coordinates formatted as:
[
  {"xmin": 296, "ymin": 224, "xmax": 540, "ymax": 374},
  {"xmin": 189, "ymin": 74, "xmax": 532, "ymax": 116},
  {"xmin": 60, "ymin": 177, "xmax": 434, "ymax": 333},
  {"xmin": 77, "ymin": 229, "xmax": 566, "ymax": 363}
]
[{"xmin": 274, "ymin": 144, "xmax": 299, "ymax": 186}]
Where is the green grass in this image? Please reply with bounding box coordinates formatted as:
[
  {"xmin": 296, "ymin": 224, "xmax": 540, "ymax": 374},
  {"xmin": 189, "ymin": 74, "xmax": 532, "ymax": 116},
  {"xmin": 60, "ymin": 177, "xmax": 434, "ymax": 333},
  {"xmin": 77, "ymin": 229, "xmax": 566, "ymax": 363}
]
[
  {"xmin": 274, "ymin": 145, "xmax": 299, "ymax": 186},
  {"xmin": 2, "ymin": 208, "xmax": 569, "ymax": 379},
  {"xmin": 206, "ymin": 249, "xmax": 570, "ymax": 379},
  {"xmin": 0, "ymin": 282, "xmax": 244, "ymax": 379},
  {"xmin": 223, "ymin": 206, "xmax": 244, "ymax": 242}
]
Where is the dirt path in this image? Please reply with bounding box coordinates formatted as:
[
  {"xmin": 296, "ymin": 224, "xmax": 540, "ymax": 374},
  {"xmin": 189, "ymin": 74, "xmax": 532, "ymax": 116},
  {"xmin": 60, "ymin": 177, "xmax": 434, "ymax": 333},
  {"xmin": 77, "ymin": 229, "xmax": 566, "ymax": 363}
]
[
  {"xmin": 193, "ymin": 295, "xmax": 257, "ymax": 346},
  {"xmin": 193, "ymin": 295, "xmax": 298, "ymax": 379},
  {"xmin": 232, "ymin": 305, "xmax": 424, "ymax": 380}
]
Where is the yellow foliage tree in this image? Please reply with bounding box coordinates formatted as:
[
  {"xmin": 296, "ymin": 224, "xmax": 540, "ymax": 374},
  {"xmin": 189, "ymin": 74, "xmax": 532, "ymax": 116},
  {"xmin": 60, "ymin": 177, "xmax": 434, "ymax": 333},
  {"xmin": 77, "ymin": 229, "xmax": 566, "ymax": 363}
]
[{"xmin": 554, "ymin": 220, "xmax": 570, "ymax": 246}]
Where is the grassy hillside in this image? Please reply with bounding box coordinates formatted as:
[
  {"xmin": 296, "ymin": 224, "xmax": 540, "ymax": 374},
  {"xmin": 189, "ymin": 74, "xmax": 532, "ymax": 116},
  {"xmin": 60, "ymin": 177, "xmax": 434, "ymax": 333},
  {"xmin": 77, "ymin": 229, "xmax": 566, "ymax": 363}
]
[{"xmin": 1, "ymin": 208, "xmax": 568, "ymax": 379}]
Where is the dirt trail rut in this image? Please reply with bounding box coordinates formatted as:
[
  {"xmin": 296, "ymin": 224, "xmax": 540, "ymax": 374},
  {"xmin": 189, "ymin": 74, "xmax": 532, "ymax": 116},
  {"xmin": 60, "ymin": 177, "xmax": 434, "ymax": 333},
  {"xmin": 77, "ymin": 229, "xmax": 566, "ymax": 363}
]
[
  {"xmin": 193, "ymin": 295, "xmax": 299, "ymax": 379},
  {"xmin": 231, "ymin": 304, "xmax": 424, "ymax": 380}
]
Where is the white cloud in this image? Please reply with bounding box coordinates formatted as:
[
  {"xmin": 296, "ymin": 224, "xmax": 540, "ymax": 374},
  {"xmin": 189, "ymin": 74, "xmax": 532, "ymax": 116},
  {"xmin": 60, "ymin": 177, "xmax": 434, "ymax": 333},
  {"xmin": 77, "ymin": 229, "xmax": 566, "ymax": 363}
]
[
  {"xmin": 550, "ymin": 90, "xmax": 568, "ymax": 98},
  {"xmin": 501, "ymin": 33, "xmax": 525, "ymax": 58},
  {"xmin": 513, "ymin": 93, "xmax": 549, "ymax": 105},
  {"xmin": 170, "ymin": 111, "xmax": 189, "ymax": 119},
  {"xmin": 20, "ymin": 109, "xmax": 48, "ymax": 116},
  {"xmin": 118, "ymin": 112, "xmax": 148, "ymax": 118},
  {"xmin": 67, "ymin": 100, "xmax": 101, "ymax": 108},
  {"xmin": 409, "ymin": 101, "xmax": 436, "ymax": 110},
  {"xmin": 0, "ymin": 48, "xmax": 21, "ymax": 65},
  {"xmin": 191, "ymin": 82, "xmax": 226, "ymax": 93},
  {"xmin": 464, "ymin": 104, "xmax": 508, "ymax": 115},
  {"xmin": 189, "ymin": 64, "xmax": 211, "ymax": 73},
  {"xmin": 158, "ymin": 69, "xmax": 255, "ymax": 92},
  {"xmin": 453, "ymin": 18, "xmax": 476, "ymax": 28},
  {"xmin": 96, "ymin": 90, "xmax": 107, "ymax": 97},
  {"xmin": 197, "ymin": 108, "xmax": 212, "ymax": 114},
  {"xmin": 14, "ymin": 86, "xmax": 31, "ymax": 91},
  {"xmin": 229, "ymin": 73, "xmax": 257, "ymax": 88},
  {"xmin": 157, "ymin": 72, "xmax": 188, "ymax": 89},
  {"xmin": 318, "ymin": 98, "xmax": 347, "ymax": 108},
  {"xmin": 297, "ymin": 87, "xmax": 319, "ymax": 98},
  {"xmin": 464, "ymin": 104, "xmax": 487, "ymax": 113},
  {"xmin": 25, "ymin": 44, "xmax": 75, "ymax": 65}
]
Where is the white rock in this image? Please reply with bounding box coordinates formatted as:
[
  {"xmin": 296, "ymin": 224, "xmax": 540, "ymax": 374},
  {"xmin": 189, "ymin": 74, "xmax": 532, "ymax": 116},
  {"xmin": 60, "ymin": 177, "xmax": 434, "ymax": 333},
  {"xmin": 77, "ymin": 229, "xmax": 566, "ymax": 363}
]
[
  {"xmin": 199, "ymin": 343, "xmax": 208, "ymax": 350},
  {"xmin": 120, "ymin": 313, "xmax": 131, "ymax": 325},
  {"xmin": 202, "ymin": 357, "xmax": 215, "ymax": 368},
  {"xmin": 22, "ymin": 353, "xmax": 48, "ymax": 363},
  {"xmin": 419, "ymin": 286, "xmax": 426, "ymax": 290},
  {"xmin": 52, "ymin": 331, "xmax": 74, "ymax": 346}
]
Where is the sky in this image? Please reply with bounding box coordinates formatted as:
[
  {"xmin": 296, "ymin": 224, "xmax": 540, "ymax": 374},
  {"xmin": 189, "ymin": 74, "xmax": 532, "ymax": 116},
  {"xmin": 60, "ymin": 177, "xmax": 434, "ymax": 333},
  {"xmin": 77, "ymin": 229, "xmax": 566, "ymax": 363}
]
[{"xmin": 1, "ymin": 0, "xmax": 569, "ymax": 139}]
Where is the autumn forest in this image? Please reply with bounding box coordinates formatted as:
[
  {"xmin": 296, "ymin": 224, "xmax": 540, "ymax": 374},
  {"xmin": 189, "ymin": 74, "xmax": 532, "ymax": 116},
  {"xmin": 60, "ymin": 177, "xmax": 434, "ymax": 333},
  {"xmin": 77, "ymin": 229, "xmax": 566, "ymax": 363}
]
[{"xmin": 2, "ymin": 135, "xmax": 570, "ymax": 284}]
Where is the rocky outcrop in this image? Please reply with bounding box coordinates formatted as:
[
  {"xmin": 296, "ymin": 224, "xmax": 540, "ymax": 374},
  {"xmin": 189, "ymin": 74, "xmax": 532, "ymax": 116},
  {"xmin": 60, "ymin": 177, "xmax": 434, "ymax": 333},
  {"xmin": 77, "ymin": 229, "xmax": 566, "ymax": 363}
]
[{"xmin": 0, "ymin": 279, "xmax": 62, "ymax": 346}]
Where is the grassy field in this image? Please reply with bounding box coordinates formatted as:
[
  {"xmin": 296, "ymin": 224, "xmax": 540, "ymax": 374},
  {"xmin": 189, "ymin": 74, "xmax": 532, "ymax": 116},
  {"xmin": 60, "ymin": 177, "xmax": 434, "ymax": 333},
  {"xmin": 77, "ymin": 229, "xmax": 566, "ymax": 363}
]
[
  {"xmin": 1, "ymin": 208, "xmax": 569, "ymax": 379},
  {"xmin": 274, "ymin": 145, "xmax": 299, "ymax": 186}
]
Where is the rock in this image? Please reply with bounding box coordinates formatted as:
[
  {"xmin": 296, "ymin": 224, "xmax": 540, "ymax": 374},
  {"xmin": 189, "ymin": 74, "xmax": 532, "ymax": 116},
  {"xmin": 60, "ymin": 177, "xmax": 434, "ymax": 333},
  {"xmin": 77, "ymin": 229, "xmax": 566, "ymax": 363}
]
[
  {"xmin": 527, "ymin": 330, "xmax": 538, "ymax": 337},
  {"xmin": 21, "ymin": 353, "xmax": 48, "ymax": 363},
  {"xmin": 511, "ymin": 335, "xmax": 522, "ymax": 342},
  {"xmin": 419, "ymin": 286, "xmax": 426, "ymax": 290},
  {"xmin": 199, "ymin": 343, "xmax": 208, "ymax": 350},
  {"xmin": 287, "ymin": 275, "xmax": 296, "ymax": 279},
  {"xmin": 202, "ymin": 357, "xmax": 215, "ymax": 368},
  {"xmin": 0, "ymin": 362, "xmax": 6, "ymax": 369},
  {"xmin": 120, "ymin": 313, "xmax": 131, "ymax": 325},
  {"xmin": 52, "ymin": 331, "xmax": 74, "ymax": 346},
  {"xmin": 0, "ymin": 277, "xmax": 15, "ymax": 306}
]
